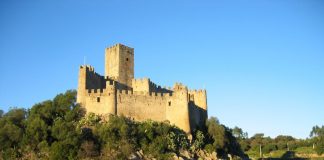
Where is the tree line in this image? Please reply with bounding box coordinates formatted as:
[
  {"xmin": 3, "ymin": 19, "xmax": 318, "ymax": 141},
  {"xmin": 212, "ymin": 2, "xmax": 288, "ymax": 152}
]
[
  {"xmin": 0, "ymin": 90, "xmax": 245, "ymax": 160},
  {"xmin": 230, "ymin": 125, "xmax": 324, "ymax": 158},
  {"xmin": 1, "ymin": 90, "xmax": 322, "ymax": 159}
]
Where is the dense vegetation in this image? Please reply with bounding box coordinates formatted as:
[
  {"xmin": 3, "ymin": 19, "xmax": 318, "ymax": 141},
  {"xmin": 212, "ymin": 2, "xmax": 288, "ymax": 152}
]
[
  {"xmin": 231, "ymin": 126, "xmax": 324, "ymax": 159},
  {"xmin": 1, "ymin": 90, "xmax": 323, "ymax": 159},
  {"xmin": 0, "ymin": 90, "xmax": 245, "ymax": 160}
]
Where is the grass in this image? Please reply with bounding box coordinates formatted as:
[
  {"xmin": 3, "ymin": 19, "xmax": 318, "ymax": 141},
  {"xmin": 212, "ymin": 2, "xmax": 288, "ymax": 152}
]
[
  {"xmin": 295, "ymin": 147, "xmax": 316, "ymax": 155},
  {"xmin": 246, "ymin": 147, "xmax": 323, "ymax": 159},
  {"xmin": 268, "ymin": 150, "xmax": 287, "ymax": 158}
]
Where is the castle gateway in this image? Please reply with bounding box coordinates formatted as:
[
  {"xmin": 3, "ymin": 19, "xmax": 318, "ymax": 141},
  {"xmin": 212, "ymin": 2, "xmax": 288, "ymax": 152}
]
[{"xmin": 77, "ymin": 44, "xmax": 207, "ymax": 133}]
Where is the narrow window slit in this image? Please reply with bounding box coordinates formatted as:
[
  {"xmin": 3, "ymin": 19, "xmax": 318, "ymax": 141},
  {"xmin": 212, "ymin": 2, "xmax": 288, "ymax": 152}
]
[{"xmin": 97, "ymin": 97, "xmax": 100, "ymax": 102}]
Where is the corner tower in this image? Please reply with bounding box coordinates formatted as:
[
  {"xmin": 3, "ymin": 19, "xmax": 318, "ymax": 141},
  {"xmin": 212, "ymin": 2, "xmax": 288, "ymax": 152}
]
[{"xmin": 105, "ymin": 44, "xmax": 134, "ymax": 88}]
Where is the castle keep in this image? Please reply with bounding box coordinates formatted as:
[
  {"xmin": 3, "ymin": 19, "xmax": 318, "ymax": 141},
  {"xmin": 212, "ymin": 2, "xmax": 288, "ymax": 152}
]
[{"xmin": 77, "ymin": 44, "xmax": 207, "ymax": 133}]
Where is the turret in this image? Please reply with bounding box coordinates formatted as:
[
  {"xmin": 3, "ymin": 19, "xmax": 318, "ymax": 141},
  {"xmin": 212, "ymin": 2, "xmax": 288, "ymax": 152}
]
[
  {"xmin": 77, "ymin": 65, "xmax": 93, "ymax": 106},
  {"xmin": 189, "ymin": 89, "xmax": 207, "ymax": 111},
  {"xmin": 132, "ymin": 78, "xmax": 150, "ymax": 94},
  {"xmin": 166, "ymin": 83, "xmax": 191, "ymax": 133},
  {"xmin": 105, "ymin": 80, "xmax": 117, "ymax": 115},
  {"xmin": 105, "ymin": 44, "xmax": 134, "ymax": 88}
]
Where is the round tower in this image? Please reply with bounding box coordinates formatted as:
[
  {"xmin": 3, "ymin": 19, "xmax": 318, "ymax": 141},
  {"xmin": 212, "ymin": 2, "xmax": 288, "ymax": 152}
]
[
  {"xmin": 105, "ymin": 80, "xmax": 117, "ymax": 115},
  {"xmin": 166, "ymin": 83, "xmax": 191, "ymax": 133}
]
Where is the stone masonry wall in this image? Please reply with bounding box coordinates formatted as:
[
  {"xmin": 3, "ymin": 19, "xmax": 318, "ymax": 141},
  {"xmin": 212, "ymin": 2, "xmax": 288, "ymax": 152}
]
[
  {"xmin": 77, "ymin": 66, "xmax": 207, "ymax": 133},
  {"xmin": 132, "ymin": 78, "xmax": 150, "ymax": 93},
  {"xmin": 116, "ymin": 90, "xmax": 170, "ymax": 122},
  {"xmin": 77, "ymin": 44, "xmax": 208, "ymax": 134},
  {"xmin": 105, "ymin": 44, "xmax": 134, "ymax": 88},
  {"xmin": 82, "ymin": 80, "xmax": 116, "ymax": 116}
]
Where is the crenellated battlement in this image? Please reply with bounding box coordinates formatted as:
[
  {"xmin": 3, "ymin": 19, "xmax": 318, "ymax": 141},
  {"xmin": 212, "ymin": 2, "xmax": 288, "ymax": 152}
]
[
  {"xmin": 132, "ymin": 77, "xmax": 150, "ymax": 83},
  {"xmin": 173, "ymin": 82, "xmax": 188, "ymax": 91},
  {"xmin": 77, "ymin": 43, "xmax": 207, "ymax": 134},
  {"xmin": 132, "ymin": 78, "xmax": 150, "ymax": 86},
  {"xmin": 117, "ymin": 89, "xmax": 133, "ymax": 95},
  {"xmin": 132, "ymin": 78, "xmax": 150, "ymax": 93},
  {"xmin": 105, "ymin": 79, "xmax": 115, "ymax": 86},
  {"xmin": 105, "ymin": 43, "xmax": 134, "ymax": 55},
  {"xmin": 116, "ymin": 89, "xmax": 173, "ymax": 98},
  {"xmin": 86, "ymin": 89, "xmax": 105, "ymax": 97},
  {"xmin": 80, "ymin": 65, "xmax": 103, "ymax": 80},
  {"xmin": 105, "ymin": 43, "xmax": 121, "ymax": 51},
  {"xmin": 149, "ymin": 92, "xmax": 172, "ymax": 97},
  {"xmin": 189, "ymin": 89, "xmax": 206, "ymax": 94},
  {"xmin": 80, "ymin": 65, "xmax": 94, "ymax": 71},
  {"xmin": 87, "ymin": 88, "xmax": 104, "ymax": 94}
]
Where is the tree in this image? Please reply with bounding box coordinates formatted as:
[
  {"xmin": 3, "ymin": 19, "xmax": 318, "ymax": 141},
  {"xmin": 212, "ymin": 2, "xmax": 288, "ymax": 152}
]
[
  {"xmin": 4, "ymin": 108, "xmax": 26, "ymax": 128},
  {"xmin": 310, "ymin": 125, "xmax": 321, "ymax": 137},
  {"xmin": 0, "ymin": 123, "xmax": 24, "ymax": 149},
  {"xmin": 25, "ymin": 116, "xmax": 48, "ymax": 149},
  {"xmin": 0, "ymin": 108, "xmax": 26, "ymax": 159},
  {"xmin": 315, "ymin": 138, "xmax": 324, "ymax": 155},
  {"xmin": 274, "ymin": 135, "xmax": 295, "ymax": 150},
  {"xmin": 232, "ymin": 126, "xmax": 248, "ymax": 139},
  {"xmin": 231, "ymin": 126, "xmax": 250, "ymax": 152},
  {"xmin": 205, "ymin": 117, "xmax": 244, "ymax": 158},
  {"xmin": 206, "ymin": 117, "xmax": 226, "ymax": 151},
  {"xmin": 0, "ymin": 109, "xmax": 26, "ymax": 148},
  {"xmin": 0, "ymin": 89, "xmax": 250, "ymax": 159},
  {"xmin": 263, "ymin": 143, "xmax": 277, "ymax": 154},
  {"xmin": 250, "ymin": 133, "xmax": 264, "ymax": 149},
  {"xmin": 275, "ymin": 135, "xmax": 294, "ymax": 142},
  {"xmin": 310, "ymin": 125, "xmax": 324, "ymax": 155},
  {"xmin": 0, "ymin": 109, "xmax": 3, "ymax": 118},
  {"xmin": 239, "ymin": 139, "xmax": 250, "ymax": 151},
  {"xmin": 24, "ymin": 90, "xmax": 83, "ymax": 159}
]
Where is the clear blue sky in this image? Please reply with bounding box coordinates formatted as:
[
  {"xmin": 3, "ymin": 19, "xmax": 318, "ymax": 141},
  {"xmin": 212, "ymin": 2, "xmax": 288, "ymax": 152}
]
[{"xmin": 0, "ymin": 0, "xmax": 323, "ymax": 139}]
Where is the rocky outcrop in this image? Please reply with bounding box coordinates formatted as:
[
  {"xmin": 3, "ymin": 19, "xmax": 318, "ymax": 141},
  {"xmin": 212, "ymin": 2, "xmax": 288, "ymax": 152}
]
[{"xmin": 128, "ymin": 149, "xmax": 221, "ymax": 160}]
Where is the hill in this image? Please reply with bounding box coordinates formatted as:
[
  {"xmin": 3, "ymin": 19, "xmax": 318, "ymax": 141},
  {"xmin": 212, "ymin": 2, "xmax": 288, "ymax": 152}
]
[
  {"xmin": 1, "ymin": 90, "xmax": 323, "ymax": 160},
  {"xmin": 0, "ymin": 90, "xmax": 244, "ymax": 160}
]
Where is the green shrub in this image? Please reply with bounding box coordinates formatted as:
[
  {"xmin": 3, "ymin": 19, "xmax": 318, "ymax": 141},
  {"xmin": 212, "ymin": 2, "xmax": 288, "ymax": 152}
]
[
  {"xmin": 205, "ymin": 144, "xmax": 215, "ymax": 153},
  {"xmin": 315, "ymin": 138, "xmax": 324, "ymax": 155},
  {"xmin": 191, "ymin": 130, "xmax": 205, "ymax": 151},
  {"xmin": 263, "ymin": 143, "xmax": 277, "ymax": 154}
]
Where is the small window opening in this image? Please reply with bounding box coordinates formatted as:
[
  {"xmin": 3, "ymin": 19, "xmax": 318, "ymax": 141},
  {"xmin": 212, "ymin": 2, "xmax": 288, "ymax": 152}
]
[
  {"xmin": 97, "ymin": 97, "xmax": 100, "ymax": 103},
  {"xmin": 168, "ymin": 101, "xmax": 171, "ymax": 106},
  {"xmin": 126, "ymin": 58, "xmax": 129, "ymax": 61}
]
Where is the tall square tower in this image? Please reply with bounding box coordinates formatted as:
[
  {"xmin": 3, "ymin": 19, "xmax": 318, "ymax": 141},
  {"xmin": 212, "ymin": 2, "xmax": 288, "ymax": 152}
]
[{"xmin": 105, "ymin": 44, "xmax": 134, "ymax": 88}]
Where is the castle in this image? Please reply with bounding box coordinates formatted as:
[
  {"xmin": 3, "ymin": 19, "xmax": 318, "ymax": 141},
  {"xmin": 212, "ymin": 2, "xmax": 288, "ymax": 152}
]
[{"xmin": 77, "ymin": 44, "xmax": 207, "ymax": 133}]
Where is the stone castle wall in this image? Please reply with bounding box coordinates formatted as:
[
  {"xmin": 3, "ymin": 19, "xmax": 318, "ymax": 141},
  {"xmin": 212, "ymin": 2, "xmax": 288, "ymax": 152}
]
[
  {"xmin": 116, "ymin": 90, "xmax": 169, "ymax": 122},
  {"xmin": 77, "ymin": 44, "xmax": 207, "ymax": 133}
]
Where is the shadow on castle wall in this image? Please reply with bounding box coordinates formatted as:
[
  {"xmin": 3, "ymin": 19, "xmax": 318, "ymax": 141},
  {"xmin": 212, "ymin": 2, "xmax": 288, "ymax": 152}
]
[{"xmin": 189, "ymin": 101, "xmax": 208, "ymax": 132}]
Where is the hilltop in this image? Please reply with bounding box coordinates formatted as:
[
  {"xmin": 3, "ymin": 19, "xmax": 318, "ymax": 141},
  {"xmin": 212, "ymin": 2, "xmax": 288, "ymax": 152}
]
[
  {"xmin": 1, "ymin": 90, "xmax": 323, "ymax": 160},
  {"xmin": 0, "ymin": 90, "xmax": 244, "ymax": 160}
]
